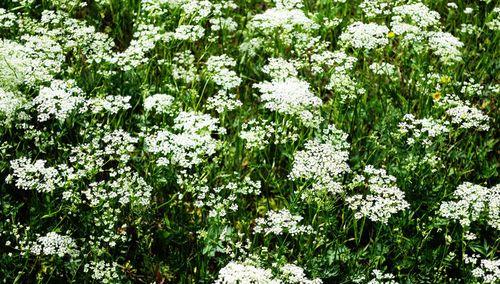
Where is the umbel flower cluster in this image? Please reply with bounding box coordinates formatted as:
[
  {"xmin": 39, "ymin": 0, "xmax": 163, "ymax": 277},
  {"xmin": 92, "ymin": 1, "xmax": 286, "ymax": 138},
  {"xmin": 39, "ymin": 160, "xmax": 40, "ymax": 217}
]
[
  {"xmin": 0, "ymin": 0, "xmax": 497, "ymax": 283},
  {"xmin": 439, "ymin": 182, "xmax": 499, "ymax": 230},
  {"xmin": 289, "ymin": 125, "xmax": 350, "ymax": 196},
  {"xmin": 346, "ymin": 166, "xmax": 409, "ymax": 224}
]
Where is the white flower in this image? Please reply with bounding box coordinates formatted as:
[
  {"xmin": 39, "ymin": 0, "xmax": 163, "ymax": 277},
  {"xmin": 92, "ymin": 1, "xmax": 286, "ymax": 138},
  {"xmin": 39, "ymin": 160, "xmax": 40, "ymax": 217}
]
[
  {"xmin": 346, "ymin": 166, "xmax": 409, "ymax": 224},
  {"xmin": 84, "ymin": 261, "xmax": 122, "ymax": 283},
  {"xmin": 255, "ymin": 77, "xmax": 322, "ymax": 125},
  {"xmin": 171, "ymin": 50, "xmax": 198, "ymax": 83},
  {"xmin": 145, "ymin": 111, "xmax": 224, "ymax": 168},
  {"xmin": 172, "ymin": 25, "xmax": 205, "ymax": 41},
  {"xmin": 290, "ymin": 125, "xmax": 350, "ymax": 196},
  {"xmin": 280, "ymin": 264, "xmax": 323, "ymax": 284},
  {"xmin": 0, "ymin": 8, "xmax": 17, "ymax": 28},
  {"xmin": 439, "ymin": 183, "xmax": 499, "ymax": 230},
  {"xmin": 0, "ymin": 88, "xmax": 25, "ymax": 124},
  {"xmin": 339, "ymin": 22, "xmax": 389, "ymax": 50},
  {"xmin": 369, "ymin": 62, "xmax": 397, "ymax": 77},
  {"xmin": 326, "ymin": 71, "xmax": 358, "ymax": 102},
  {"xmin": 239, "ymin": 119, "xmax": 299, "ymax": 149},
  {"xmin": 82, "ymin": 167, "xmax": 152, "ymax": 208},
  {"xmin": 249, "ymin": 8, "xmax": 317, "ymax": 33},
  {"xmin": 274, "ymin": 0, "xmax": 303, "ymax": 9},
  {"xmin": 28, "ymin": 232, "xmax": 77, "ymax": 257},
  {"xmin": 392, "ymin": 3, "xmax": 440, "ymax": 28},
  {"xmin": 445, "ymin": 105, "xmax": 490, "ymax": 131},
  {"xmin": 214, "ymin": 261, "xmax": 280, "ymax": 284},
  {"xmin": 262, "ymin": 58, "xmax": 298, "ymax": 80},
  {"xmin": 359, "ymin": 0, "xmax": 392, "ymax": 18},
  {"xmin": 9, "ymin": 157, "xmax": 62, "ymax": 193},
  {"xmin": 0, "ymin": 38, "xmax": 63, "ymax": 89},
  {"xmin": 465, "ymin": 255, "xmax": 500, "ymax": 284},
  {"xmin": 206, "ymin": 90, "xmax": 242, "ymax": 113},
  {"xmin": 87, "ymin": 95, "xmax": 131, "ymax": 114},
  {"xmin": 427, "ymin": 31, "xmax": 463, "ymax": 64},
  {"xmin": 486, "ymin": 7, "xmax": 500, "ymax": 31},
  {"xmin": 206, "ymin": 54, "xmax": 242, "ymax": 90},
  {"xmin": 101, "ymin": 129, "xmax": 139, "ymax": 162},
  {"xmin": 113, "ymin": 24, "xmax": 165, "ymax": 71},
  {"xmin": 33, "ymin": 80, "xmax": 86, "ymax": 122},
  {"xmin": 397, "ymin": 114, "xmax": 449, "ymax": 146},
  {"xmin": 367, "ymin": 269, "xmax": 398, "ymax": 284},
  {"xmin": 310, "ymin": 50, "xmax": 357, "ymax": 75},
  {"xmin": 254, "ymin": 209, "xmax": 313, "ymax": 236},
  {"xmin": 144, "ymin": 93, "xmax": 175, "ymax": 114}
]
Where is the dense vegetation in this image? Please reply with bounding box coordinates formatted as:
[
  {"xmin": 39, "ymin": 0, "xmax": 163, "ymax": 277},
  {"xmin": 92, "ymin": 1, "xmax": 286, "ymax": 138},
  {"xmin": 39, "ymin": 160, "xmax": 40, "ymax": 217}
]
[{"xmin": 0, "ymin": 0, "xmax": 498, "ymax": 283}]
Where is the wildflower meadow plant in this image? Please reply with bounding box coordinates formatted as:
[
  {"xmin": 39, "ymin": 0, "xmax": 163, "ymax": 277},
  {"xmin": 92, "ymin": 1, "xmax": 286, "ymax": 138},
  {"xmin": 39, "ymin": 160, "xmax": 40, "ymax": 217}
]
[{"xmin": 0, "ymin": 0, "xmax": 497, "ymax": 283}]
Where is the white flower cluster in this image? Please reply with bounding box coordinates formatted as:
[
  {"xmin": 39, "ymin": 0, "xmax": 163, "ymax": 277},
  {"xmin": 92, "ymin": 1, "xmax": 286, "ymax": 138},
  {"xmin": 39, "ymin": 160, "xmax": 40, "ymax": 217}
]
[
  {"xmin": 28, "ymin": 232, "xmax": 77, "ymax": 257},
  {"xmin": 339, "ymin": 22, "xmax": 389, "ymax": 50},
  {"xmin": 439, "ymin": 182, "xmax": 499, "ymax": 230},
  {"xmin": 397, "ymin": 114, "xmax": 449, "ymax": 146},
  {"xmin": 359, "ymin": 0, "xmax": 392, "ymax": 18},
  {"xmin": 87, "ymin": 95, "xmax": 132, "ymax": 114},
  {"xmin": 460, "ymin": 78, "xmax": 485, "ymax": 97},
  {"xmin": 486, "ymin": 7, "xmax": 500, "ymax": 31},
  {"xmin": 289, "ymin": 125, "xmax": 350, "ymax": 196},
  {"xmin": 0, "ymin": 8, "xmax": 17, "ymax": 28},
  {"xmin": 195, "ymin": 177, "xmax": 261, "ymax": 218},
  {"xmin": 158, "ymin": 0, "xmax": 211, "ymax": 21},
  {"xmin": 97, "ymin": 129, "xmax": 137, "ymax": 162},
  {"xmin": 254, "ymin": 209, "xmax": 313, "ymax": 236},
  {"xmin": 171, "ymin": 24, "xmax": 205, "ymax": 41},
  {"xmin": 145, "ymin": 111, "xmax": 224, "ymax": 168},
  {"xmin": 144, "ymin": 93, "xmax": 175, "ymax": 114},
  {"xmin": 369, "ymin": 62, "xmax": 397, "ymax": 77},
  {"xmin": 465, "ymin": 254, "xmax": 500, "ymax": 284},
  {"xmin": 34, "ymin": 80, "xmax": 86, "ymax": 122},
  {"xmin": 206, "ymin": 54, "xmax": 242, "ymax": 90},
  {"xmin": 262, "ymin": 58, "xmax": 298, "ymax": 80},
  {"xmin": 311, "ymin": 50, "xmax": 360, "ymax": 101},
  {"xmin": 206, "ymin": 90, "xmax": 242, "ymax": 113},
  {"xmin": 346, "ymin": 166, "xmax": 409, "ymax": 224},
  {"xmin": 436, "ymin": 94, "xmax": 490, "ymax": 131},
  {"xmin": 427, "ymin": 31, "xmax": 464, "ymax": 65},
  {"xmin": 260, "ymin": 58, "xmax": 322, "ymax": 126},
  {"xmin": 209, "ymin": 16, "xmax": 238, "ymax": 33},
  {"xmin": 274, "ymin": 0, "xmax": 303, "ymax": 9},
  {"xmin": 392, "ymin": 3, "xmax": 440, "ymax": 29},
  {"xmin": 280, "ymin": 264, "xmax": 323, "ymax": 284},
  {"xmin": 367, "ymin": 269, "xmax": 398, "ymax": 284},
  {"xmin": 255, "ymin": 77, "xmax": 322, "ymax": 126},
  {"xmin": 8, "ymin": 157, "xmax": 63, "ymax": 193},
  {"xmin": 214, "ymin": 261, "xmax": 279, "ymax": 284},
  {"xmin": 0, "ymin": 88, "xmax": 25, "ymax": 124},
  {"xmin": 82, "ymin": 167, "xmax": 152, "ymax": 208},
  {"xmin": 84, "ymin": 260, "xmax": 122, "ymax": 284},
  {"xmin": 445, "ymin": 105, "xmax": 490, "ymax": 131},
  {"xmin": 249, "ymin": 7, "xmax": 316, "ymax": 33},
  {"xmin": 0, "ymin": 38, "xmax": 63, "ymax": 90},
  {"xmin": 310, "ymin": 50, "xmax": 357, "ymax": 75},
  {"xmin": 36, "ymin": 10, "xmax": 114, "ymax": 66},
  {"xmin": 214, "ymin": 261, "xmax": 322, "ymax": 284},
  {"xmin": 113, "ymin": 24, "xmax": 165, "ymax": 71},
  {"xmin": 239, "ymin": 119, "xmax": 299, "ymax": 149},
  {"xmin": 326, "ymin": 72, "xmax": 361, "ymax": 102},
  {"xmin": 171, "ymin": 50, "xmax": 198, "ymax": 83}
]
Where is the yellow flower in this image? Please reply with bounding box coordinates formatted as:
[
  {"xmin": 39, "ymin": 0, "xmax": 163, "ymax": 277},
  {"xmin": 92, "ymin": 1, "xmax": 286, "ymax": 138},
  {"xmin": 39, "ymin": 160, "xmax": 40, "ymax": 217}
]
[
  {"xmin": 432, "ymin": 91, "xmax": 442, "ymax": 101},
  {"xmin": 440, "ymin": 75, "xmax": 451, "ymax": 84},
  {"xmin": 387, "ymin": 31, "xmax": 396, "ymax": 39}
]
